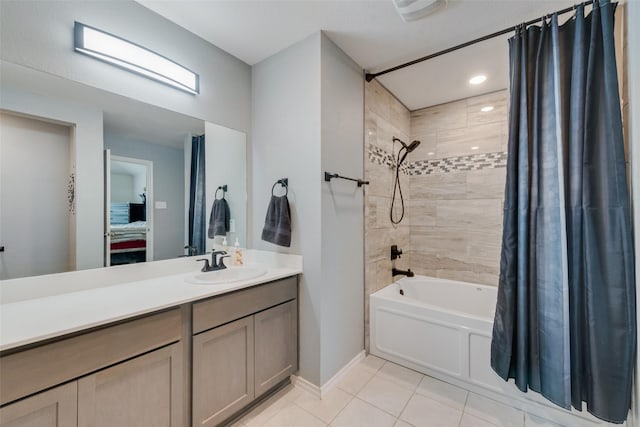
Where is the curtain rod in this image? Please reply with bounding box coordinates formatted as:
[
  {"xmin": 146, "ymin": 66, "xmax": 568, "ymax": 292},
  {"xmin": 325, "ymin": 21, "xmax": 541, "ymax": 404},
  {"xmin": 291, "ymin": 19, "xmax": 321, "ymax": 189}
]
[{"xmin": 365, "ymin": 0, "xmax": 596, "ymax": 82}]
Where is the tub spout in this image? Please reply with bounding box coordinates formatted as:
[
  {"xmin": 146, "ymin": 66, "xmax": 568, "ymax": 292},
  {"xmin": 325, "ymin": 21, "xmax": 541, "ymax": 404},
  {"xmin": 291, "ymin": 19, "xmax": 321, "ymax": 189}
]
[{"xmin": 392, "ymin": 267, "xmax": 414, "ymax": 277}]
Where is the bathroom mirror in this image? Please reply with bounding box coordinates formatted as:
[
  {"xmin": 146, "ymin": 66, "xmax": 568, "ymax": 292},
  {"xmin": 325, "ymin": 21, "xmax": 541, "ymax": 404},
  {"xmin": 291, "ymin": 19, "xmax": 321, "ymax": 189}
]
[{"xmin": 0, "ymin": 60, "xmax": 247, "ymax": 280}]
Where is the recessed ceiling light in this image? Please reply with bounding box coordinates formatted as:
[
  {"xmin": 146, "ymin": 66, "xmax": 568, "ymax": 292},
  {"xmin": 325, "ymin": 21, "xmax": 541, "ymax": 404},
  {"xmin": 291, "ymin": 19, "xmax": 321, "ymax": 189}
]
[
  {"xmin": 471, "ymin": 146, "xmax": 480, "ymax": 150},
  {"xmin": 427, "ymin": 152, "xmax": 435, "ymax": 156},
  {"xmin": 469, "ymin": 75, "xmax": 487, "ymax": 85},
  {"xmin": 481, "ymin": 106, "xmax": 494, "ymax": 112}
]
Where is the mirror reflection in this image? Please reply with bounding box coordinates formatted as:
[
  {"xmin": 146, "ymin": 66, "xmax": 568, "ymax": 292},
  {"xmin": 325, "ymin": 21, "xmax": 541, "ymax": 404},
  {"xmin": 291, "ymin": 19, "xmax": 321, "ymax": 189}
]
[{"xmin": 0, "ymin": 61, "xmax": 247, "ymax": 280}]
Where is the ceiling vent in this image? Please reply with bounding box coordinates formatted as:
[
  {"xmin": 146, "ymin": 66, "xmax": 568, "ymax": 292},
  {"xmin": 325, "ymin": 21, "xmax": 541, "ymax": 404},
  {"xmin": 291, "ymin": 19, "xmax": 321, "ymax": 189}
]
[{"xmin": 392, "ymin": 0, "xmax": 447, "ymax": 22}]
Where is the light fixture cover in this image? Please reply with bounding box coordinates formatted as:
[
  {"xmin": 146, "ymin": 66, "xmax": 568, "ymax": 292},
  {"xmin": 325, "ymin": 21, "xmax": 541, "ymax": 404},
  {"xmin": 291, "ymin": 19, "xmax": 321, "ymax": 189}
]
[
  {"xmin": 74, "ymin": 22, "xmax": 199, "ymax": 95},
  {"xmin": 392, "ymin": 0, "xmax": 447, "ymax": 22}
]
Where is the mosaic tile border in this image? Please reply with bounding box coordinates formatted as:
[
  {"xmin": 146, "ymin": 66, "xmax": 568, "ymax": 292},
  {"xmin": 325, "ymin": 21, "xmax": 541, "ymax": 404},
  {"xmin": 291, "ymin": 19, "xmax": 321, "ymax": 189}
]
[{"xmin": 367, "ymin": 144, "xmax": 507, "ymax": 175}]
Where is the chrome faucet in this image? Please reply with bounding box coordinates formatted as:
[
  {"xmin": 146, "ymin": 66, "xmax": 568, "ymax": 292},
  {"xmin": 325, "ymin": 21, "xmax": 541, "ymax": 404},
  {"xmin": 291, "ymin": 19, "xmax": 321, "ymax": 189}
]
[
  {"xmin": 197, "ymin": 250, "xmax": 230, "ymax": 272},
  {"xmin": 392, "ymin": 268, "xmax": 414, "ymax": 277}
]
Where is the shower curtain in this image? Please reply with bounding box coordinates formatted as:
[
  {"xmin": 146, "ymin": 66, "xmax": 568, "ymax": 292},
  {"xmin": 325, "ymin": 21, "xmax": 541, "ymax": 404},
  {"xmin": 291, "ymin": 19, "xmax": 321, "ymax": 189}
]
[
  {"xmin": 188, "ymin": 135, "xmax": 206, "ymax": 255},
  {"xmin": 490, "ymin": 1, "xmax": 635, "ymax": 423}
]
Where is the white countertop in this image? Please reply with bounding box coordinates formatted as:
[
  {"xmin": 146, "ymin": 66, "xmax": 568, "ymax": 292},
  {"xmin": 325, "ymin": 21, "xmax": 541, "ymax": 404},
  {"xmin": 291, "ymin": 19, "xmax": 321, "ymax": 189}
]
[{"xmin": 0, "ymin": 250, "xmax": 302, "ymax": 352}]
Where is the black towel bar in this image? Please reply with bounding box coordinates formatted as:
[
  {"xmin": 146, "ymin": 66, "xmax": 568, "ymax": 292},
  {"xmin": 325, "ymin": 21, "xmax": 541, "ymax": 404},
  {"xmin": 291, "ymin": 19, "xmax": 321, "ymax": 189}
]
[{"xmin": 324, "ymin": 172, "xmax": 369, "ymax": 187}]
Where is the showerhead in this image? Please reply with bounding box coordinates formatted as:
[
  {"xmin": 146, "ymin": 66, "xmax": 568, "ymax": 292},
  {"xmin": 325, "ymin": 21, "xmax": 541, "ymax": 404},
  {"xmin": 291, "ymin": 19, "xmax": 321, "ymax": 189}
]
[
  {"xmin": 393, "ymin": 137, "xmax": 421, "ymax": 154},
  {"xmin": 406, "ymin": 140, "xmax": 421, "ymax": 153},
  {"xmin": 396, "ymin": 139, "xmax": 421, "ymax": 165}
]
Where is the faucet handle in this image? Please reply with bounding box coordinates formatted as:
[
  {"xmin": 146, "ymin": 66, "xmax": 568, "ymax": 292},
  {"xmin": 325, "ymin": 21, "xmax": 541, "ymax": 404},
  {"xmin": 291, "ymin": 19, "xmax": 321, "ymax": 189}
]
[
  {"xmin": 196, "ymin": 258, "xmax": 211, "ymax": 272},
  {"xmin": 391, "ymin": 245, "xmax": 403, "ymax": 260},
  {"xmin": 211, "ymin": 250, "xmax": 228, "ymax": 267}
]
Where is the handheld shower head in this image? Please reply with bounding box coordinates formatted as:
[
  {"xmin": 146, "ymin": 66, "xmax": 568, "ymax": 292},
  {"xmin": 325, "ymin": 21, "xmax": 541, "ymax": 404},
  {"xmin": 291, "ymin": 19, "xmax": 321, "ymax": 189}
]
[
  {"xmin": 390, "ymin": 137, "xmax": 421, "ymax": 225},
  {"xmin": 398, "ymin": 140, "xmax": 421, "ymax": 165},
  {"xmin": 393, "ymin": 137, "xmax": 421, "ymax": 155},
  {"xmin": 406, "ymin": 140, "xmax": 421, "ymax": 153}
]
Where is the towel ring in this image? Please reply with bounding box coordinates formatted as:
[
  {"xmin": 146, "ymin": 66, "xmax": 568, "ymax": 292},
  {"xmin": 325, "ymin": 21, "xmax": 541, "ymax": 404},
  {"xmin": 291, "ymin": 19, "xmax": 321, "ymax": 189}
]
[
  {"xmin": 215, "ymin": 185, "xmax": 227, "ymax": 200},
  {"xmin": 272, "ymin": 178, "xmax": 288, "ymax": 196}
]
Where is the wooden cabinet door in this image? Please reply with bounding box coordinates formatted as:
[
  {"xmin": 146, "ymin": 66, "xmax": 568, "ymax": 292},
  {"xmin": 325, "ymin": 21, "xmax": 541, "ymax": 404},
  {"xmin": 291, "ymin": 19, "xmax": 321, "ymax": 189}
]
[
  {"xmin": 254, "ymin": 300, "xmax": 298, "ymax": 398},
  {"xmin": 77, "ymin": 343, "xmax": 182, "ymax": 427},
  {"xmin": 0, "ymin": 382, "xmax": 77, "ymax": 427},
  {"xmin": 192, "ymin": 316, "xmax": 254, "ymax": 427}
]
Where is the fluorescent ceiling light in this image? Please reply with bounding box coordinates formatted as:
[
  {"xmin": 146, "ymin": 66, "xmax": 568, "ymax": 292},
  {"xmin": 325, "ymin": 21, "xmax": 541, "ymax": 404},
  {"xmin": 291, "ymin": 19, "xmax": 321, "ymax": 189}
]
[
  {"xmin": 74, "ymin": 22, "xmax": 199, "ymax": 95},
  {"xmin": 469, "ymin": 75, "xmax": 487, "ymax": 85},
  {"xmin": 392, "ymin": 0, "xmax": 447, "ymax": 22},
  {"xmin": 481, "ymin": 105, "xmax": 494, "ymax": 112}
]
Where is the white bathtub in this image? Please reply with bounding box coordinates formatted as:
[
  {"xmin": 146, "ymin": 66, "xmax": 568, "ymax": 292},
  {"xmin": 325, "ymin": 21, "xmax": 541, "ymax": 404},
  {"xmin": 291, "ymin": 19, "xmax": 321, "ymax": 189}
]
[{"xmin": 370, "ymin": 276, "xmax": 622, "ymax": 427}]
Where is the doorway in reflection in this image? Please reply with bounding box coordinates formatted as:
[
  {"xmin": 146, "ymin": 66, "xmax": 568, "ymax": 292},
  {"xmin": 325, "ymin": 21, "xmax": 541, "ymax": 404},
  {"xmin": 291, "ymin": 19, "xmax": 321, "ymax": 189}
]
[
  {"xmin": 105, "ymin": 156, "xmax": 152, "ymax": 266},
  {"xmin": 0, "ymin": 112, "xmax": 73, "ymax": 279}
]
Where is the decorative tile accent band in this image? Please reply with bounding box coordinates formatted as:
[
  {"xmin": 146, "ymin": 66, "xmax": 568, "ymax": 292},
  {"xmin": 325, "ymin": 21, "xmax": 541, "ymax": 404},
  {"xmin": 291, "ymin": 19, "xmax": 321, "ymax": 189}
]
[
  {"xmin": 367, "ymin": 144, "xmax": 507, "ymax": 175},
  {"xmin": 407, "ymin": 151, "xmax": 508, "ymax": 175},
  {"xmin": 368, "ymin": 144, "xmax": 395, "ymax": 169}
]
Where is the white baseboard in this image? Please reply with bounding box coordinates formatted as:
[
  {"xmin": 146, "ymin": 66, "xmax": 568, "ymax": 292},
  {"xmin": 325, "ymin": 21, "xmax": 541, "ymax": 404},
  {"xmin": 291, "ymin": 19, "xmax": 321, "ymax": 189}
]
[{"xmin": 292, "ymin": 350, "xmax": 366, "ymax": 399}]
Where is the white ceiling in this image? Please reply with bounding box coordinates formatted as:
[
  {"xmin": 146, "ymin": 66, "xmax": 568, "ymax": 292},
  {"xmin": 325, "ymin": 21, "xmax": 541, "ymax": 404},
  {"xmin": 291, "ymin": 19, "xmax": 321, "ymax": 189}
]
[{"xmin": 138, "ymin": 0, "xmax": 575, "ymax": 110}]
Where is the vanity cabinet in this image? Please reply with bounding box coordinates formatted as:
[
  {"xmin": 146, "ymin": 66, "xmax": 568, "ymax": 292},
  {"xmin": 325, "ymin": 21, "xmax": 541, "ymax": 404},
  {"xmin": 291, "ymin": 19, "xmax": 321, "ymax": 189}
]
[
  {"xmin": 193, "ymin": 317, "xmax": 255, "ymax": 426},
  {"xmin": 0, "ymin": 274, "xmax": 299, "ymax": 427},
  {"xmin": 192, "ymin": 277, "xmax": 298, "ymax": 427},
  {"xmin": 0, "ymin": 382, "xmax": 77, "ymax": 427},
  {"xmin": 0, "ymin": 309, "xmax": 183, "ymax": 427},
  {"xmin": 77, "ymin": 343, "xmax": 182, "ymax": 427}
]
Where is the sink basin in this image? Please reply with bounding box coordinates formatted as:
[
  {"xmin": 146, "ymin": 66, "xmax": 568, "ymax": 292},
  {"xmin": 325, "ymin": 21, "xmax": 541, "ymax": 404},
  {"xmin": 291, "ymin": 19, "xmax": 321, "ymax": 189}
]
[{"xmin": 185, "ymin": 266, "xmax": 267, "ymax": 285}]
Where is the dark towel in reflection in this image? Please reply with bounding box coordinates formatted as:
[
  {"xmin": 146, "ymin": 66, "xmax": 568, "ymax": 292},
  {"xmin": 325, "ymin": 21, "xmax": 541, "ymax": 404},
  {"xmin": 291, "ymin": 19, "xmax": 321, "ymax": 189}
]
[
  {"xmin": 262, "ymin": 195, "xmax": 291, "ymax": 247},
  {"xmin": 208, "ymin": 198, "xmax": 230, "ymax": 237}
]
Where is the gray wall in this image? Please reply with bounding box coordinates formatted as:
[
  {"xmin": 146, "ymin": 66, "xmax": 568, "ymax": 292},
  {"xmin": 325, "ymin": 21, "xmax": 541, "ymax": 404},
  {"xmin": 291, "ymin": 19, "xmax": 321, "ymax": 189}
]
[
  {"xmin": 0, "ymin": 0, "xmax": 251, "ymax": 134},
  {"xmin": 105, "ymin": 136, "xmax": 185, "ymax": 261},
  {"xmin": 319, "ymin": 34, "xmax": 364, "ymax": 385},
  {"xmin": 251, "ymin": 32, "xmax": 364, "ymax": 387},
  {"xmin": 252, "ymin": 32, "xmax": 323, "ymax": 385}
]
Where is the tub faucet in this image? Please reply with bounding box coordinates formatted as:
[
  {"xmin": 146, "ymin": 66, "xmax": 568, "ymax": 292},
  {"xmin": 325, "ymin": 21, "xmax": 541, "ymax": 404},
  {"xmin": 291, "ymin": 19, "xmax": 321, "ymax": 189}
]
[{"xmin": 392, "ymin": 267, "xmax": 414, "ymax": 277}]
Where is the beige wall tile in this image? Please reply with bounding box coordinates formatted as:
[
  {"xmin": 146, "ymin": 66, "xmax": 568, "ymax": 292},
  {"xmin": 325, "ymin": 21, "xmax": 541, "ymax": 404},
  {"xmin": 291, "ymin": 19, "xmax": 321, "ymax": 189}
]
[
  {"xmin": 411, "ymin": 99, "xmax": 468, "ymax": 135},
  {"xmin": 365, "ymin": 110, "xmax": 377, "ymax": 147},
  {"xmin": 410, "ymin": 172, "xmax": 467, "ymax": 200},
  {"xmin": 466, "ymin": 168, "xmax": 507, "ymax": 199},
  {"xmin": 407, "ymin": 199, "xmax": 437, "ymax": 227},
  {"xmin": 437, "ymin": 122, "xmax": 502, "ymax": 158},
  {"xmin": 366, "ymin": 80, "xmax": 391, "ymax": 121},
  {"xmin": 467, "ymin": 90, "xmax": 509, "ymax": 127},
  {"xmin": 436, "ymin": 199, "xmax": 502, "ymax": 229},
  {"xmin": 365, "ymin": 161, "xmax": 393, "ymax": 198},
  {"xmin": 410, "ymin": 133, "xmax": 438, "ymax": 161}
]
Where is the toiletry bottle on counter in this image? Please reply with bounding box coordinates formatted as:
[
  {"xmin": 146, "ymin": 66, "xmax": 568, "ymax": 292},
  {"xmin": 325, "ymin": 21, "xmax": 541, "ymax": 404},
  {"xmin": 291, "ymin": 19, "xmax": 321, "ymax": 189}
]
[
  {"xmin": 222, "ymin": 236, "xmax": 229, "ymax": 253},
  {"xmin": 234, "ymin": 238, "xmax": 243, "ymax": 266}
]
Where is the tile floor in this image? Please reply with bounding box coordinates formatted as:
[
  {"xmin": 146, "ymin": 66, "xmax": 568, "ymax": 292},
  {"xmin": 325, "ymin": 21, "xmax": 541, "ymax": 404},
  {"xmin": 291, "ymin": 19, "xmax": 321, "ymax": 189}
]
[{"xmin": 230, "ymin": 356, "xmax": 567, "ymax": 427}]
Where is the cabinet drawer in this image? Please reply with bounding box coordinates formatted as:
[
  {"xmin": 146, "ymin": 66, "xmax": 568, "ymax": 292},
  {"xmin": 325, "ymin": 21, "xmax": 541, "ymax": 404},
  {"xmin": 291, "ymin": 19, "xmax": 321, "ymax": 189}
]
[
  {"xmin": 0, "ymin": 382, "xmax": 77, "ymax": 427},
  {"xmin": 192, "ymin": 276, "xmax": 297, "ymax": 334},
  {"xmin": 0, "ymin": 309, "xmax": 181, "ymax": 406}
]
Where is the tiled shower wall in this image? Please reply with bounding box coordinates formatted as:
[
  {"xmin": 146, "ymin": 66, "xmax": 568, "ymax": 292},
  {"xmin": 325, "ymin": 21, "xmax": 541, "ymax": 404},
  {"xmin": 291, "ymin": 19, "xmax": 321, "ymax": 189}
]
[
  {"xmin": 408, "ymin": 90, "xmax": 508, "ymax": 285},
  {"xmin": 364, "ymin": 84, "xmax": 509, "ymax": 350},
  {"xmin": 364, "ymin": 80, "xmax": 411, "ymax": 351}
]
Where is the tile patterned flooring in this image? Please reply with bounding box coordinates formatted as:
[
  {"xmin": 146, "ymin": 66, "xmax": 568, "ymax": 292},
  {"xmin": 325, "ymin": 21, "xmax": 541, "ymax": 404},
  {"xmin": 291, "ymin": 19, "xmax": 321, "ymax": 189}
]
[{"xmin": 231, "ymin": 356, "xmax": 566, "ymax": 427}]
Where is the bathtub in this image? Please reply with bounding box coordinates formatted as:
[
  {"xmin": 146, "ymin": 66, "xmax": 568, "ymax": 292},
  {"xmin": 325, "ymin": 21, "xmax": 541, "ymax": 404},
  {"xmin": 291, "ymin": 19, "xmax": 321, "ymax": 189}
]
[{"xmin": 370, "ymin": 276, "xmax": 621, "ymax": 426}]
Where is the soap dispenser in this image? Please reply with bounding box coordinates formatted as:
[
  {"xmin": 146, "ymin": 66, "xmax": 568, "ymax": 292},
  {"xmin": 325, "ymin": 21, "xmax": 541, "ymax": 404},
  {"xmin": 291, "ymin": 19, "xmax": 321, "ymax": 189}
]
[{"xmin": 234, "ymin": 238, "xmax": 243, "ymax": 266}]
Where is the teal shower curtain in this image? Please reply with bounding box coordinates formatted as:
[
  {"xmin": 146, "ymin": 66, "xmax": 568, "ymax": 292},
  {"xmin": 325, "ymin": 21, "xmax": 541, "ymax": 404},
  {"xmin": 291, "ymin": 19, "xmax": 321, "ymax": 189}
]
[
  {"xmin": 490, "ymin": 1, "xmax": 636, "ymax": 423},
  {"xmin": 188, "ymin": 135, "xmax": 206, "ymax": 255}
]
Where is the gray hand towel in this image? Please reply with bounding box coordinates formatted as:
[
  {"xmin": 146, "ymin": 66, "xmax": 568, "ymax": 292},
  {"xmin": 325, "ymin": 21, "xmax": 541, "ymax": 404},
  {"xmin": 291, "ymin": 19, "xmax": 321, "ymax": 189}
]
[
  {"xmin": 208, "ymin": 198, "xmax": 230, "ymax": 237},
  {"xmin": 261, "ymin": 195, "xmax": 291, "ymax": 247}
]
